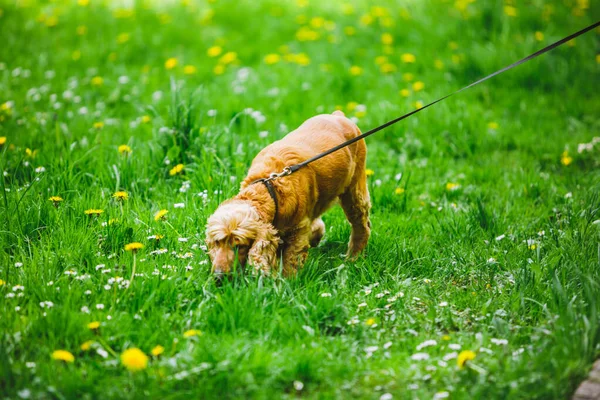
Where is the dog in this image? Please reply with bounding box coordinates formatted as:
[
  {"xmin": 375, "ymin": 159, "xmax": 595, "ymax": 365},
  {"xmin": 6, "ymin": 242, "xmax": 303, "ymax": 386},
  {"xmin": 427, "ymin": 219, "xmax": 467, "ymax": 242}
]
[{"xmin": 205, "ymin": 110, "xmax": 371, "ymax": 279}]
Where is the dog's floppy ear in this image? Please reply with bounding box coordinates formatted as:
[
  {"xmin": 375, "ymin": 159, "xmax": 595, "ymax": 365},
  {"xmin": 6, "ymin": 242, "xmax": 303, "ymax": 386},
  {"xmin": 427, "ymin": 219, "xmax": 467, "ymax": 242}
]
[{"xmin": 248, "ymin": 220, "xmax": 280, "ymax": 275}]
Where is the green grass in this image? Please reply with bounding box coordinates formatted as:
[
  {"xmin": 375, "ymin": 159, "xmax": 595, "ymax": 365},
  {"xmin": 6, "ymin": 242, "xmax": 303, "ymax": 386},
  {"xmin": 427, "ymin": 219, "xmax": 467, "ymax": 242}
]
[{"xmin": 1, "ymin": 0, "xmax": 599, "ymax": 398}]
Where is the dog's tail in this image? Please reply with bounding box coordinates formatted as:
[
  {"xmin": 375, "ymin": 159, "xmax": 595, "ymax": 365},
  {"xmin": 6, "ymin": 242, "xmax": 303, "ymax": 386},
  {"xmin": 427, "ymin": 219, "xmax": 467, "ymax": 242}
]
[{"xmin": 332, "ymin": 110, "xmax": 345, "ymax": 117}]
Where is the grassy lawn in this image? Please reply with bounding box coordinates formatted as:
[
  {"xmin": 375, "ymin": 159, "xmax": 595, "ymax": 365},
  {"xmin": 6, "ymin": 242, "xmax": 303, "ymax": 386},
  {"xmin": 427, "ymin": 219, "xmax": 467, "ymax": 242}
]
[{"xmin": 1, "ymin": 0, "xmax": 599, "ymax": 398}]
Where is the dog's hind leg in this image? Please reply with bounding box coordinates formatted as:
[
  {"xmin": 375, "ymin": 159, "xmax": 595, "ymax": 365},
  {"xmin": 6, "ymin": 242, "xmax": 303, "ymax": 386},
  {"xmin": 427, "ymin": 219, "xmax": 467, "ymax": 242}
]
[
  {"xmin": 339, "ymin": 165, "xmax": 371, "ymax": 259},
  {"xmin": 309, "ymin": 218, "xmax": 326, "ymax": 247}
]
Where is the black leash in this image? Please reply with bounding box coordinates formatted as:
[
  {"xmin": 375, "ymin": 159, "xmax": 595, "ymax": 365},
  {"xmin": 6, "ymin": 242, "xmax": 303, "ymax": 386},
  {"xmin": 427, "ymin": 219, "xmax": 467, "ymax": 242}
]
[
  {"xmin": 282, "ymin": 21, "xmax": 598, "ymax": 175},
  {"xmin": 249, "ymin": 177, "xmax": 280, "ymax": 224},
  {"xmin": 251, "ymin": 21, "xmax": 599, "ymax": 224}
]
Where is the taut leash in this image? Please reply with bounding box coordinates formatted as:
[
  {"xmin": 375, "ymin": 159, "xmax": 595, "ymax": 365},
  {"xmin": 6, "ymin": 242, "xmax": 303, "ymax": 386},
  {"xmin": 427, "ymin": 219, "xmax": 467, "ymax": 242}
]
[
  {"xmin": 249, "ymin": 21, "xmax": 599, "ymax": 224},
  {"xmin": 267, "ymin": 20, "xmax": 599, "ymax": 178}
]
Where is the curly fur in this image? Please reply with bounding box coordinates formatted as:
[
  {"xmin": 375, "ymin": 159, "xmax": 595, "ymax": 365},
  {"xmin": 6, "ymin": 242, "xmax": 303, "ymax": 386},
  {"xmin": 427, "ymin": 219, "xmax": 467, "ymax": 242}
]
[{"xmin": 206, "ymin": 110, "xmax": 371, "ymax": 277}]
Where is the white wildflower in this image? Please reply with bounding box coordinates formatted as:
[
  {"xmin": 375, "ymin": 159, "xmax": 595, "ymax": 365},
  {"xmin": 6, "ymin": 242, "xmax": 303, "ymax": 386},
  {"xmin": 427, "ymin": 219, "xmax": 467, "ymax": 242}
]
[
  {"xmin": 410, "ymin": 353, "xmax": 430, "ymax": 361},
  {"xmin": 416, "ymin": 340, "xmax": 437, "ymax": 351}
]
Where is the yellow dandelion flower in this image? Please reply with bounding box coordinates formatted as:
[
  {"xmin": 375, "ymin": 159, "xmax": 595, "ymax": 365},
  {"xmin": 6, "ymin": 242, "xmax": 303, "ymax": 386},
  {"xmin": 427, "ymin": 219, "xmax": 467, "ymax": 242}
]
[
  {"xmin": 375, "ymin": 56, "xmax": 387, "ymax": 65},
  {"xmin": 118, "ymin": 145, "xmax": 132, "ymax": 156},
  {"xmin": 400, "ymin": 89, "xmax": 410, "ymax": 97},
  {"xmin": 365, "ymin": 169, "xmax": 375, "ymax": 177},
  {"xmin": 141, "ymin": 115, "xmax": 151, "ymax": 124},
  {"xmin": 52, "ymin": 350, "xmax": 75, "ymax": 363},
  {"xmin": 446, "ymin": 182, "xmax": 461, "ymax": 191},
  {"xmin": 402, "ymin": 73, "xmax": 414, "ymax": 82},
  {"xmin": 296, "ymin": 27, "xmax": 320, "ymax": 41},
  {"xmin": 434, "ymin": 59, "xmax": 444, "ymax": 70},
  {"xmin": 91, "ymin": 76, "xmax": 103, "ymax": 86},
  {"xmin": 487, "ymin": 122, "xmax": 499, "ymax": 130},
  {"xmin": 25, "ymin": 148, "xmax": 38, "ymax": 158},
  {"xmin": 264, "ymin": 54, "xmax": 281, "ymax": 65},
  {"xmin": 120, "ymin": 348, "xmax": 148, "ymax": 372},
  {"xmin": 504, "ymin": 5, "xmax": 517, "ymax": 16},
  {"xmin": 151, "ymin": 345, "xmax": 165, "ymax": 356},
  {"xmin": 442, "ymin": 335, "xmax": 451, "ymax": 341},
  {"xmin": 169, "ymin": 163, "xmax": 184, "ymax": 176},
  {"xmin": 93, "ymin": 121, "xmax": 104, "ymax": 129},
  {"xmin": 183, "ymin": 329, "xmax": 202, "ymax": 338},
  {"xmin": 457, "ymin": 350, "xmax": 476, "ymax": 369},
  {"xmin": 344, "ymin": 26, "xmax": 356, "ymax": 36},
  {"xmin": 0, "ymin": 279, "xmax": 5, "ymax": 286},
  {"xmin": 401, "ymin": 53, "xmax": 416, "ymax": 63},
  {"xmin": 124, "ymin": 242, "xmax": 144, "ymax": 252},
  {"xmin": 365, "ymin": 318, "xmax": 376, "ymax": 326},
  {"xmin": 117, "ymin": 32, "xmax": 130, "ymax": 44},
  {"xmin": 291, "ymin": 53, "xmax": 310, "ymax": 66},
  {"xmin": 380, "ymin": 63, "xmax": 396, "ymax": 74},
  {"xmin": 412, "ymin": 81, "xmax": 424, "ymax": 91},
  {"xmin": 0, "ymin": 137, "xmax": 6, "ymax": 146},
  {"xmin": 45, "ymin": 16, "xmax": 58, "ymax": 27},
  {"xmin": 84, "ymin": 209, "xmax": 104, "ymax": 216},
  {"xmin": 207, "ymin": 46, "xmax": 222, "ymax": 57},
  {"xmin": 149, "ymin": 234, "xmax": 164, "ymax": 241},
  {"xmin": 560, "ymin": 151, "xmax": 572, "ymax": 166},
  {"xmin": 77, "ymin": 0, "xmax": 89, "ymax": 6},
  {"xmin": 165, "ymin": 57, "xmax": 178, "ymax": 70},
  {"xmin": 596, "ymin": 54, "xmax": 600, "ymax": 64},
  {"xmin": 309, "ymin": 16, "xmax": 325, "ymax": 28},
  {"xmin": 360, "ymin": 14, "xmax": 373, "ymax": 26},
  {"xmin": 535, "ymin": 31, "xmax": 544, "ymax": 41},
  {"xmin": 183, "ymin": 65, "xmax": 197, "ymax": 75},
  {"xmin": 395, "ymin": 187, "xmax": 405, "ymax": 195},
  {"xmin": 213, "ymin": 64, "xmax": 225, "ymax": 75},
  {"xmin": 219, "ymin": 52, "xmax": 238, "ymax": 65},
  {"xmin": 414, "ymin": 100, "xmax": 424, "ymax": 109},
  {"xmin": 349, "ymin": 66, "xmax": 363, "ymax": 76},
  {"xmin": 49, "ymin": 196, "xmax": 63, "ymax": 203},
  {"xmin": 346, "ymin": 102, "xmax": 358, "ymax": 112},
  {"xmin": 87, "ymin": 321, "xmax": 101, "ymax": 330},
  {"xmin": 381, "ymin": 33, "xmax": 393, "ymax": 45},
  {"xmin": 80, "ymin": 341, "xmax": 93, "ymax": 351},
  {"xmin": 113, "ymin": 191, "xmax": 128, "ymax": 201},
  {"xmin": 154, "ymin": 209, "xmax": 168, "ymax": 221},
  {"xmin": 371, "ymin": 6, "xmax": 389, "ymax": 17}
]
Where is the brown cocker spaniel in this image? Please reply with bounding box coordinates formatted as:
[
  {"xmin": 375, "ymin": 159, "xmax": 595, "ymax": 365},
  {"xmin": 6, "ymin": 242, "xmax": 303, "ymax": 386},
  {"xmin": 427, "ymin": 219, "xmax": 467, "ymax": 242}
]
[{"xmin": 205, "ymin": 110, "xmax": 371, "ymax": 278}]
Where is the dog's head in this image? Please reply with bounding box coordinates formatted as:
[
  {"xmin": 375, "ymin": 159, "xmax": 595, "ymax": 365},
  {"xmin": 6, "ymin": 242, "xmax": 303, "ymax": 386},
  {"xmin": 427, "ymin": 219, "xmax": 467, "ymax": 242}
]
[{"xmin": 205, "ymin": 201, "xmax": 279, "ymax": 279}]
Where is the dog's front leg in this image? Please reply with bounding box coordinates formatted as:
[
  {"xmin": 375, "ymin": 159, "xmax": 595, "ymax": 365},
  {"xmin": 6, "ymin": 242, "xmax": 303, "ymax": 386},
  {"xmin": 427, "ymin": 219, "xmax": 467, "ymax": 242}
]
[{"xmin": 281, "ymin": 220, "xmax": 311, "ymax": 277}]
